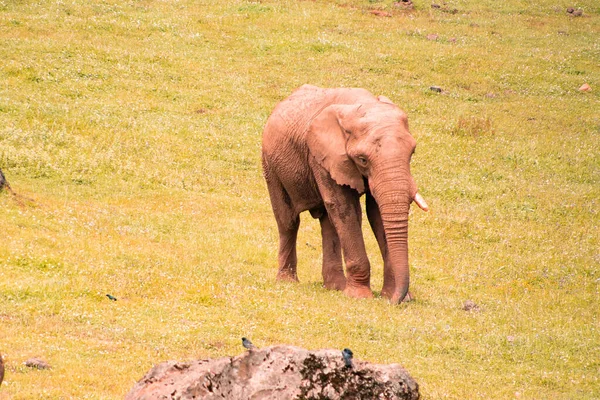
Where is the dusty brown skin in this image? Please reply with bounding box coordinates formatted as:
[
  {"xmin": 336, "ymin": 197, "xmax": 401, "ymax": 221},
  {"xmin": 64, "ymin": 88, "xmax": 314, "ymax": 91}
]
[{"xmin": 262, "ymin": 85, "xmax": 428, "ymax": 304}]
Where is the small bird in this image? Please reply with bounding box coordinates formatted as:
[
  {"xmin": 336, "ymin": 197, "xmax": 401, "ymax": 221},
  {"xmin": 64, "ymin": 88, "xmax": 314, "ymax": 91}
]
[
  {"xmin": 241, "ymin": 337, "xmax": 255, "ymax": 350},
  {"xmin": 341, "ymin": 348, "xmax": 353, "ymax": 368},
  {"xmin": 106, "ymin": 294, "xmax": 117, "ymax": 301}
]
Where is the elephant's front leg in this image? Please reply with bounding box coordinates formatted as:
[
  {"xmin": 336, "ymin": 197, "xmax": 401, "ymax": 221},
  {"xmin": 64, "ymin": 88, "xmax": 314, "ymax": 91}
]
[
  {"xmin": 319, "ymin": 212, "xmax": 346, "ymax": 291},
  {"xmin": 312, "ymin": 163, "xmax": 372, "ymax": 299},
  {"xmin": 329, "ymin": 195, "xmax": 372, "ymax": 299},
  {"xmin": 322, "ymin": 201, "xmax": 372, "ymax": 299},
  {"xmin": 366, "ymin": 192, "xmax": 413, "ymax": 302}
]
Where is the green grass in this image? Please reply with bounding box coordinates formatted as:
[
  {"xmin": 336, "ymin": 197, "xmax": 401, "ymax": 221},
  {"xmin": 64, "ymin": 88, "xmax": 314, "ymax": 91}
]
[{"xmin": 1, "ymin": 0, "xmax": 599, "ymax": 398}]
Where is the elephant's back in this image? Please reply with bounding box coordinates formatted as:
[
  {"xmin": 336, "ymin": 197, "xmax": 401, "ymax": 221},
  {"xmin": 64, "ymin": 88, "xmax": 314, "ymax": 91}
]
[
  {"xmin": 267, "ymin": 85, "xmax": 377, "ymax": 131},
  {"xmin": 265, "ymin": 85, "xmax": 329, "ymax": 139}
]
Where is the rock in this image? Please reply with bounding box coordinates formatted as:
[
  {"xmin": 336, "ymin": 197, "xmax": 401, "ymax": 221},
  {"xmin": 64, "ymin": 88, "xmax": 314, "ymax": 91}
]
[
  {"xmin": 126, "ymin": 345, "xmax": 420, "ymax": 400},
  {"xmin": 370, "ymin": 10, "xmax": 392, "ymax": 17},
  {"xmin": 25, "ymin": 357, "xmax": 51, "ymax": 370},
  {"xmin": 393, "ymin": 1, "xmax": 414, "ymax": 9},
  {"xmin": 429, "ymin": 86, "xmax": 443, "ymax": 93},
  {"xmin": 567, "ymin": 7, "xmax": 583, "ymax": 16},
  {"xmin": 431, "ymin": 4, "xmax": 441, "ymax": 9},
  {"xmin": 0, "ymin": 353, "xmax": 4, "ymax": 387},
  {"xmin": 426, "ymin": 34, "xmax": 439, "ymax": 41},
  {"xmin": 448, "ymin": 37, "xmax": 457, "ymax": 43},
  {"xmin": 462, "ymin": 300, "xmax": 481, "ymax": 312},
  {"xmin": 579, "ymin": 83, "xmax": 591, "ymax": 92}
]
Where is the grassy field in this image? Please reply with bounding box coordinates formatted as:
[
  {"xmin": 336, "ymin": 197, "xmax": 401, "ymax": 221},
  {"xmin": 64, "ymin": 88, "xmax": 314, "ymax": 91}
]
[{"xmin": 1, "ymin": 0, "xmax": 598, "ymax": 398}]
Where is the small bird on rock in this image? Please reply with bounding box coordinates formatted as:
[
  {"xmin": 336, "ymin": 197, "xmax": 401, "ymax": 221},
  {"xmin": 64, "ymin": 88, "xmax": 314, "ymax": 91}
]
[
  {"xmin": 341, "ymin": 348, "xmax": 354, "ymax": 368},
  {"xmin": 242, "ymin": 337, "xmax": 255, "ymax": 350}
]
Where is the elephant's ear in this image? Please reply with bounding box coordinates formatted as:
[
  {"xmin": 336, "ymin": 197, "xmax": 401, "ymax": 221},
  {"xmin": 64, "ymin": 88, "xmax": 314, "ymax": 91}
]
[{"xmin": 307, "ymin": 104, "xmax": 365, "ymax": 193}]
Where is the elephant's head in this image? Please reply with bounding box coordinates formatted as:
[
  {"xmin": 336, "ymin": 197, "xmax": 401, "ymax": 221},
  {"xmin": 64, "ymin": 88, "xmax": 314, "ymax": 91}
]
[{"xmin": 307, "ymin": 97, "xmax": 428, "ymax": 304}]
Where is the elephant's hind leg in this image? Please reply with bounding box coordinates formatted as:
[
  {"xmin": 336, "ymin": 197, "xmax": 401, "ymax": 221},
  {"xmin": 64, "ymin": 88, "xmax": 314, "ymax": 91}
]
[
  {"xmin": 276, "ymin": 213, "xmax": 300, "ymax": 282},
  {"xmin": 264, "ymin": 167, "xmax": 300, "ymax": 282},
  {"xmin": 319, "ymin": 212, "xmax": 346, "ymax": 291}
]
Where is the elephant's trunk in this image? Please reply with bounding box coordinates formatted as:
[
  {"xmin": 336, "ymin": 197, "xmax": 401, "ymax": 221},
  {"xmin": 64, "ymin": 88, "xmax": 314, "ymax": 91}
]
[
  {"xmin": 379, "ymin": 199, "xmax": 411, "ymax": 304},
  {"xmin": 371, "ymin": 172, "xmax": 414, "ymax": 304}
]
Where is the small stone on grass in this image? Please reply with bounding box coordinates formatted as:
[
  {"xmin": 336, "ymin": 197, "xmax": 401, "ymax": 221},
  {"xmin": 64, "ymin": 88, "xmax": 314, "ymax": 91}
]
[
  {"xmin": 462, "ymin": 300, "xmax": 481, "ymax": 312},
  {"xmin": 579, "ymin": 83, "xmax": 591, "ymax": 92},
  {"xmin": 393, "ymin": 1, "xmax": 414, "ymax": 9},
  {"xmin": 370, "ymin": 10, "xmax": 392, "ymax": 17},
  {"xmin": 25, "ymin": 358, "xmax": 51, "ymax": 370}
]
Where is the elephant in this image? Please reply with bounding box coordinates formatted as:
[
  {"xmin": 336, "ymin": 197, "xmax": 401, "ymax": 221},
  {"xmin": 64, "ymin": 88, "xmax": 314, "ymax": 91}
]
[{"xmin": 261, "ymin": 85, "xmax": 428, "ymax": 304}]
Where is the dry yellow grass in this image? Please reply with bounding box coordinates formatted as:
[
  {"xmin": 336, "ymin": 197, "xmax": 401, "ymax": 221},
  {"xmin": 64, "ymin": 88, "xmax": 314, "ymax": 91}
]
[{"xmin": 1, "ymin": 0, "xmax": 599, "ymax": 398}]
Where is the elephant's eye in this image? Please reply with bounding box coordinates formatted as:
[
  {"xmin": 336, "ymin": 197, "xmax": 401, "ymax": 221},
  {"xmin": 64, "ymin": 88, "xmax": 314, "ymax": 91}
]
[{"xmin": 357, "ymin": 156, "xmax": 368, "ymax": 166}]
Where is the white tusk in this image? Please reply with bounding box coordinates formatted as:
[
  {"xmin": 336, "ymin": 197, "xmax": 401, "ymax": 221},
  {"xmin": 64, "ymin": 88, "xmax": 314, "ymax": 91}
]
[{"xmin": 414, "ymin": 192, "xmax": 429, "ymax": 212}]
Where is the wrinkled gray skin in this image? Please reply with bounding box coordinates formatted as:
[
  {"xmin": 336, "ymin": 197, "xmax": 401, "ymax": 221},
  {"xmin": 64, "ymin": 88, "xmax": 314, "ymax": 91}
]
[{"xmin": 261, "ymin": 85, "xmax": 428, "ymax": 304}]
